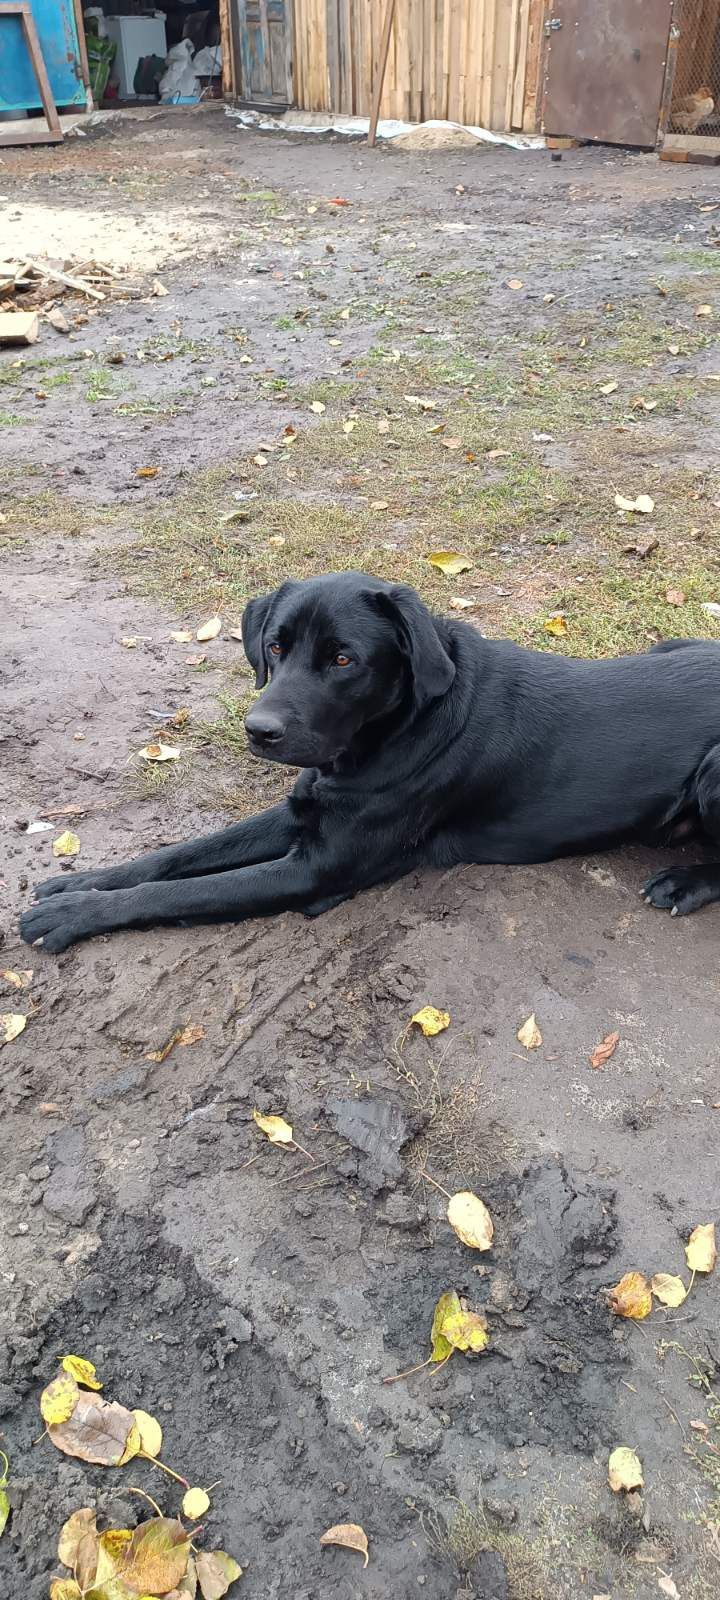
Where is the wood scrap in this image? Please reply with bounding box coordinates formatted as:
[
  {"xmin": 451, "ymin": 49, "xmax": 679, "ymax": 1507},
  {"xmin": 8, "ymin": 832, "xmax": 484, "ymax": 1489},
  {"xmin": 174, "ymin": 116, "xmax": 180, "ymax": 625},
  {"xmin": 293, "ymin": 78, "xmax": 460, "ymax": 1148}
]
[
  {"xmin": 23, "ymin": 259, "xmax": 105, "ymax": 302},
  {"xmin": 0, "ymin": 311, "xmax": 39, "ymax": 346}
]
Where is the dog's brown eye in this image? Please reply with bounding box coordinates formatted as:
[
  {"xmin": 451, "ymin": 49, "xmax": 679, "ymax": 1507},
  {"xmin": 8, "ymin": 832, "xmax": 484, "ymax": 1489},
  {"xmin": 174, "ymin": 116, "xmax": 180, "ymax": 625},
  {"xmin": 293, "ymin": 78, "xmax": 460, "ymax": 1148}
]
[
  {"xmin": 269, "ymin": 642, "xmax": 282, "ymax": 656},
  {"xmin": 334, "ymin": 653, "xmax": 351, "ymax": 667}
]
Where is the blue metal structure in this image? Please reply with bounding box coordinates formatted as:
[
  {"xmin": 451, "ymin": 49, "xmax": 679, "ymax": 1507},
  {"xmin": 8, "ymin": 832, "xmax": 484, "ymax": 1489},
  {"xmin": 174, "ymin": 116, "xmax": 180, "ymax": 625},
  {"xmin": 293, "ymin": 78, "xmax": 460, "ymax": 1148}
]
[{"xmin": 0, "ymin": 0, "xmax": 85, "ymax": 112}]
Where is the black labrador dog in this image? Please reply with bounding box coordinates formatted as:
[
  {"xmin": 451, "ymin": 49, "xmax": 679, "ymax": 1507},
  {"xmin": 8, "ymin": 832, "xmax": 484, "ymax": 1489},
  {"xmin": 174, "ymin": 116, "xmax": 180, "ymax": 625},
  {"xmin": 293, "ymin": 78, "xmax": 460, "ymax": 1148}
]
[{"xmin": 20, "ymin": 570, "xmax": 720, "ymax": 953}]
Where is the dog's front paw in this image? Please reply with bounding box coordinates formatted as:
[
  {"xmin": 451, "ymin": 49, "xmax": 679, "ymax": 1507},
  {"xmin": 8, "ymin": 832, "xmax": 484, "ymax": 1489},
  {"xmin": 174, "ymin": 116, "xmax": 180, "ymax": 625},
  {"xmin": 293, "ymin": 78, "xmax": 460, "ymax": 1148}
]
[
  {"xmin": 643, "ymin": 865, "xmax": 720, "ymax": 917},
  {"xmin": 20, "ymin": 890, "xmax": 109, "ymax": 952},
  {"xmin": 33, "ymin": 868, "xmax": 111, "ymax": 901}
]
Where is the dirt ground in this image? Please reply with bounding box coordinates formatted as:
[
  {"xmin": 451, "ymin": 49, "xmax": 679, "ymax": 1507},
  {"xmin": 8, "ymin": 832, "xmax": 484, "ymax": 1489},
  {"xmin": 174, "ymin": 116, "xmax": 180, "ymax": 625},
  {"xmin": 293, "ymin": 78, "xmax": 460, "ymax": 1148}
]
[{"xmin": 1, "ymin": 106, "xmax": 720, "ymax": 1600}]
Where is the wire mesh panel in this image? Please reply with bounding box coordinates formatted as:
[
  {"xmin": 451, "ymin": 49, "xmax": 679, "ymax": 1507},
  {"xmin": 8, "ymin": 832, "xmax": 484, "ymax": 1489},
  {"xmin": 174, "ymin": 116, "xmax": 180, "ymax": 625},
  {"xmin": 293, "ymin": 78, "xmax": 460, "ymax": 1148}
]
[{"xmin": 670, "ymin": 0, "xmax": 720, "ymax": 133}]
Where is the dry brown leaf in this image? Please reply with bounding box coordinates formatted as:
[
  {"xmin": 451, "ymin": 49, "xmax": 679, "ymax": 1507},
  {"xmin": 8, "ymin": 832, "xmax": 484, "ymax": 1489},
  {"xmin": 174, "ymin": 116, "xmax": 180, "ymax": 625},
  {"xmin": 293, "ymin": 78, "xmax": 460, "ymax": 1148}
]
[
  {"xmin": 370, "ymin": 499, "xmax": 389, "ymax": 511},
  {"xmin": 57, "ymin": 1507, "xmax": 97, "ymax": 1569},
  {"xmin": 0, "ymin": 969, "xmax": 32, "ymax": 990},
  {"xmin": 667, "ymin": 343, "xmax": 680, "ymax": 354},
  {"xmin": 507, "ymin": 278, "xmax": 524, "ymax": 290},
  {"xmin": 136, "ymin": 466, "xmax": 159, "ymax": 479},
  {"xmin": 139, "ymin": 743, "xmax": 180, "ymax": 763},
  {"xmin": 253, "ymin": 453, "xmax": 268, "ymax": 466},
  {"xmin": 170, "ymin": 630, "xmax": 193, "ymax": 644},
  {"xmin": 49, "ymin": 1582, "xmax": 83, "ymax": 1600},
  {"xmin": 48, "ymin": 1391, "xmax": 134, "ymax": 1466},
  {"xmin": 517, "ymin": 1013, "xmax": 542, "ymax": 1050},
  {"xmin": 228, "ymin": 628, "xmax": 243, "ymax": 641},
  {"xmin": 599, "ymin": 380, "xmax": 619, "ymax": 395},
  {"xmin": 1, "ymin": 1013, "xmax": 27, "ymax": 1044},
  {"xmin": 310, "ymin": 400, "xmax": 326, "ymax": 414},
  {"xmin": 589, "ymin": 1031, "xmax": 620, "ymax": 1069},
  {"xmin": 195, "ymin": 1549, "xmax": 243, "ymax": 1598},
  {"xmin": 486, "ymin": 448, "xmax": 510, "ymax": 461},
  {"xmin": 252, "ymin": 1108, "xmax": 294, "ymax": 1144},
  {"xmin": 449, "ymin": 597, "xmax": 476, "ymax": 610},
  {"xmin": 543, "ymin": 292, "xmax": 555, "ymax": 303},
  {"xmin": 696, "ymin": 304, "xmax": 713, "ymax": 318},
  {"xmin": 440, "ymin": 436, "xmax": 462, "ymax": 450},
  {"xmin": 320, "ymin": 1523, "xmax": 369, "ymax": 1569},
  {"xmin": 685, "ymin": 1222, "xmax": 717, "ymax": 1274},
  {"xmin": 118, "ymin": 1516, "xmax": 192, "ymax": 1594},
  {"xmin": 657, "ymin": 1578, "xmax": 679, "ymax": 1600},
  {"xmin": 666, "ymin": 587, "xmax": 686, "ymax": 607},
  {"xmin": 377, "ymin": 418, "xmax": 390, "ymax": 433},
  {"xmin": 447, "ymin": 1191, "xmax": 493, "ymax": 1251},
  {"xmin": 543, "ymin": 614, "xmax": 568, "ymax": 638},
  {"xmin": 177, "ymin": 1023, "xmax": 205, "ymax": 1048},
  {"xmin": 342, "ymin": 418, "xmax": 357, "ymax": 434},
  {"xmin": 404, "ymin": 394, "xmax": 436, "ymax": 411},
  {"xmin": 426, "ymin": 551, "xmax": 471, "ymax": 576},
  {"xmin": 631, "ymin": 396, "xmax": 658, "ymax": 412},
  {"xmin": 185, "ymin": 654, "xmax": 207, "ymax": 666},
  {"xmin": 651, "ymin": 1273, "xmax": 687, "ymax": 1307},
  {"xmin": 410, "ymin": 1005, "xmax": 450, "ymax": 1036},
  {"xmin": 608, "ymin": 1446, "xmax": 643, "ymax": 1492},
  {"xmin": 53, "ymin": 830, "xmax": 80, "ymax": 858},
  {"xmin": 196, "ymin": 616, "xmax": 222, "ymax": 642},
  {"xmin": 121, "ymin": 637, "xmax": 138, "ymax": 648},
  {"xmin": 607, "ymin": 1271, "xmax": 652, "ymax": 1320}
]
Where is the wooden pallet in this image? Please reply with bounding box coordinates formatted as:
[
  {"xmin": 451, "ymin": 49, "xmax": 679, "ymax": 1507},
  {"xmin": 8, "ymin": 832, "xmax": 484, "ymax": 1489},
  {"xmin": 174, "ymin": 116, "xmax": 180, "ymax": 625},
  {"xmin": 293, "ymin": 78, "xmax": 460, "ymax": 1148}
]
[{"xmin": 0, "ymin": 2, "xmax": 62, "ymax": 147}]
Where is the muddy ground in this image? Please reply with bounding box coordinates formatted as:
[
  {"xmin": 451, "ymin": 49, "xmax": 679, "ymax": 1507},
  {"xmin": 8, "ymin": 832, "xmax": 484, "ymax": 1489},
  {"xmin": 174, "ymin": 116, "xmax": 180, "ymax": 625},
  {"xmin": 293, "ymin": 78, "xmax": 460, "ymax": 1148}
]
[{"xmin": 1, "ymin": 107, "xmax": 720, "ymax": 1600}]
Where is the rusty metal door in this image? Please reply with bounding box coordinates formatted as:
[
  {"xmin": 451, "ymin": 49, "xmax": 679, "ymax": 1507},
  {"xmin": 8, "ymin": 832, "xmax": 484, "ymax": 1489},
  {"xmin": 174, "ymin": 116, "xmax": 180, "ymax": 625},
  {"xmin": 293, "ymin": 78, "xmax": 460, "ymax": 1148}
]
[{"xmin": 542, "ymin": 0, "xmax": 675, "ymax": 146}]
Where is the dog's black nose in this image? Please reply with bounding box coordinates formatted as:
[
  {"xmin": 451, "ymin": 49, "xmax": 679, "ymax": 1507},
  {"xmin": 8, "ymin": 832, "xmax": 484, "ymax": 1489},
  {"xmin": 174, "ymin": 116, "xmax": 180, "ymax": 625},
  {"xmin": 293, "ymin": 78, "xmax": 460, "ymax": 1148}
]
[{"xmin": 245, "ymin": 707, "xmax": 286, "ymax": 745}]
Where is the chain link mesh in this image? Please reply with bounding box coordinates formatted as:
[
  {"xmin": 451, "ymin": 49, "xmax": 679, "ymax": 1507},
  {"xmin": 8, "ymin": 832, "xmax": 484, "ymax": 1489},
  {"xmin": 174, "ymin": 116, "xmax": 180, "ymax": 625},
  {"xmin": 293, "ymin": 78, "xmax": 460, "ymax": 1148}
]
[{"xmin": 670, "ymin": 0, "xmax": 720, "ymax": 135}]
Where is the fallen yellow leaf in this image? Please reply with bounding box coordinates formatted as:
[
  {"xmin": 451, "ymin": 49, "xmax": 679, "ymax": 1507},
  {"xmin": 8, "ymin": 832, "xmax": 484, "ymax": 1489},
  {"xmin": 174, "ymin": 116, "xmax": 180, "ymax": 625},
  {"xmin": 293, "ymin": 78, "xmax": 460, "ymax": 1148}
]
[
  {"xmin": 310, "ymin": 400, "xmax": 326, "ymax": 414},
  {"xmin": 0, "ymin": 969, "xmax": 32, "ymax": 990},
  {"xmin": 60, "ymin": 1355, "xmax": 103, "ymax": 1391},
  {"xmin": 404, "ymin": 395, "xmax": 436, "ymax": 411},
  {"xmin": 253, "ymin": 453, "xmax": 268, "ymax": 466},
  {"xmin": 342, "ymin": 418, "xmax": 356, "ymax": 434},
  {"xmin": 252, "ymin": 1108, "xmax": 294, "ymax": 1145},
  {"xmin": 132, "ymin": 1408, "xmax": 163, "ymax": 1458},
  {"xmin": 615, "ymin": 492, "xmax": 655, "ymax": 514},
  {"xmin": 116, "ymin": 1516, "xmax": 191, "ymax": 1594},
  {"xmin": 170, "ymin": 630, "xmax": 193, "ymax": 644},
  {"xmin": 696, "ymin": 304, "xmax": 713, "ymax": 317},
  {"xmin": 117, "ymin": 1418, "xmax": 141, "ymax": 1466},
  {"xmin": 411, "ymin": 1005, "xmax": 450, "ymax": 1037},
  {"xmin": 667, "ymin": 343, "xmax": 680, "ymax": 354},
  {"xmin": 608, "ymin": 1445, "xmax": 643, "ymax": 1492},
  {"xmin": 40, "ymin": 1373, "xmax": 81, "ymax": 1426},
  {"xmin": 121, "ymin": 637, "xmax": 137, "ymax": 648},
  {"xmin": 320, "ymin": 1522, "xmax": 369, "ymax": 1568},
  {"xmin": 377, "ymin": 418, "xmax": 390, "ymax": 433},
  {"xmin": 507, "ymin": 278, "xmax": 524, "ymax": 289},
  {"xmin": 426, "ymin": 551, "xmax": 472, "ymax": 577},
  {"xmin": 517, "ymin": 1013, "xmax": 542, "ymax": 1050},
  {"xmin": 431, "ymin": 1289, "xmax": 460, "ymax": 1362},
  {"xmin": 49, "ymin": 1581, "xmax": 83, "ymax": 1600},
  {"xmin": 599, "ymin": 380, "xmax": 619, "ymax": 395},
  {"xmin": 449, "ymin": 597, "xmax": 476, "ymax": 610},
  {"xmin": 370, "ymin": 499, "xmax": 389, "ymax": 511},
  {"xmin": 487, "ymin": 448, "xmax": 511, "ymax": 460},
  {"xmin": 1, "ymin": 1013, "xmax": 27, "ymax": 1044},
  {"xmin": 136, "ymin": 466, "xmax": 159, "ymax": 479},
  {"xmin": 440, "ymin": 437, "xmax": 462, "ymax": 450},
  {"xmin": 441, "ymin": 1307, "xmax": 489, "ymax": 1353},
  {"xmin": 139, "ymin": 743, "xmax": 180, "ymax": 763},
  {"xmin": 543, "ymin": 614, "xmax": 568, "ymax": 637},
  {"xmin": 183, "ymin": 1486, "xmax": 211, "ymax": 1520},
  {"xmin": 607, "ymin": 1270, "xmax": 652, "ymax": 1320},
  {"xmin": 196, "ymin": 616, "xmax": 222, "ymax": 642},
  {"xmin": 685, "ymin": 1222, "xmax": 717, "ymax": 1275},
  {"xmin": 53, "ymin": 830, "xmax": 80, "ymax": 858},
  {"xmin": 447, "ymin": 1191, "xmax": 494, "ymax": 1252},
  {"xmin": 651, "ymin": 1273, "xmax": 687, "ymax": 1307}
]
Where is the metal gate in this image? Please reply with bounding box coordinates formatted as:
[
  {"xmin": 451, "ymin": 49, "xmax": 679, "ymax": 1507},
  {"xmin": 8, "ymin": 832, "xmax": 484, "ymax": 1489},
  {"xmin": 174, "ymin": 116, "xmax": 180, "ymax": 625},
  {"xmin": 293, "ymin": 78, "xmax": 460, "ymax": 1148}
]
[
  {"xmin": 0, "ymin": 0, "xmax": 85, "ymax": 112},
  {"xmin": 542, "ymin": 0, "xmax": 675, "ymax": 146}
]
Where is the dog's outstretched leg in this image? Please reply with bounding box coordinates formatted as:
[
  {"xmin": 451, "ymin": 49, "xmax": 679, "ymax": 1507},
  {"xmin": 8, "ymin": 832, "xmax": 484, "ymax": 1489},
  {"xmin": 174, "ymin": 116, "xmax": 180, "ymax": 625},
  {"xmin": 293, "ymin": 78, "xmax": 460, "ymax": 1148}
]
[{"xmin": 644, "ymin": 744, "xmax": 720, "ymax": 915}]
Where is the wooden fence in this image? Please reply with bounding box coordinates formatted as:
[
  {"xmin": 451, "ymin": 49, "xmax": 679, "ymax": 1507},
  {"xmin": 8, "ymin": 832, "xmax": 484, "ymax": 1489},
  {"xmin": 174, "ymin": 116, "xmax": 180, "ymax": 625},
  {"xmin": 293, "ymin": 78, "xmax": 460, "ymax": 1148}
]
[{"xmin": 292, "ymin": 0, "xmax": 544, "ymax": 131}]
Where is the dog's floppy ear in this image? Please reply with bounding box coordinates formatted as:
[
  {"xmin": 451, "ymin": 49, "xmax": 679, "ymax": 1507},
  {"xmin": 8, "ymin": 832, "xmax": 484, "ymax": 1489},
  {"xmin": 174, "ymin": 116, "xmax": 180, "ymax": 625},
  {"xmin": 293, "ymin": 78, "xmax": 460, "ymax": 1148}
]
[
  {"xmin": 241, "ymin": 592, "xmax": 274, "ymax": 688},
  {"xmin": 373, "ymin": 584, "xmax": 455, "ymax": 711}
]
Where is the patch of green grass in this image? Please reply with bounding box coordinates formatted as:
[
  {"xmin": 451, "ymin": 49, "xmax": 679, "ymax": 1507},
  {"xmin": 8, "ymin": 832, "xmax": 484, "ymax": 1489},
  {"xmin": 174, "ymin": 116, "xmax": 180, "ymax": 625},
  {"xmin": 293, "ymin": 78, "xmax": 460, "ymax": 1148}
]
[
  {"xmin": 659, "ymin": 1341, "xmax": 720, "ymax": 1529},
  {"xmin": 86, "ymin": 366, "xmax": 122, "ymax": 403},
  {"xmin": 115, "ymin": 398, "xmax": 181, "ymax": 419},
  {"xmin": 0, "ymin": 411, "xmax": 24, "ymax": 426}
]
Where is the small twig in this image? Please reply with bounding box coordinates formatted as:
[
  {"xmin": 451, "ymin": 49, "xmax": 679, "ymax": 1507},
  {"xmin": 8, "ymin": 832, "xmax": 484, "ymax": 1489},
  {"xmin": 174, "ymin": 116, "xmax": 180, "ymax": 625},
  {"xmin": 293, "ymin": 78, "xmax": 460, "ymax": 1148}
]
[
  {"xmin": 289, "ymin": 1138, "xmax": 316, "ymax": 1164},
  {"xmin": 275, "ymin": 1158, "xmax": 330, "ymax": 1187},
  {"xmin": 429, "ymin": 1351, "xmax": 453, "ymax": 1379},
  {"xmin": 382, "ymin": 1356, "xmax": 433, "ymax": 1385},
  {"xmin": 237, "ymin": 1154, "xmax": 260, "ymax": 1175},
  {"xmin": 418, "ymin": 1169, "xmax": 452, "ymax": 1201},
  {"xmin": 127, "ymin": 1486, "xmax": 164, "ymax": 1518},
  {"xmin": 138, "ymin": 1451, "xmax": 190, "ymax": 1490}
]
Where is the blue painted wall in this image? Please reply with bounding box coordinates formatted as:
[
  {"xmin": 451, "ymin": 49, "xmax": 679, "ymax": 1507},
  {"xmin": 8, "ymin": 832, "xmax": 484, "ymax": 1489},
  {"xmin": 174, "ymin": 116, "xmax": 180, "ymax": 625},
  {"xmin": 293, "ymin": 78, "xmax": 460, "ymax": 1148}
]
[{"xmin": 0, "ymin": 0, "xmax": 85, "ymax": 112}]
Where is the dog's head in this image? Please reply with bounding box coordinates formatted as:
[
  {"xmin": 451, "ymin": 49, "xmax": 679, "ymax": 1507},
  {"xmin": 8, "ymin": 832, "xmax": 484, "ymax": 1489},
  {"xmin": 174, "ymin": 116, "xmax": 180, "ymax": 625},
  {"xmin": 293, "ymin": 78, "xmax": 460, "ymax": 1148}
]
[{"xmin": 241, "ymin": 571, "xmax": 455, "ymax": 767}]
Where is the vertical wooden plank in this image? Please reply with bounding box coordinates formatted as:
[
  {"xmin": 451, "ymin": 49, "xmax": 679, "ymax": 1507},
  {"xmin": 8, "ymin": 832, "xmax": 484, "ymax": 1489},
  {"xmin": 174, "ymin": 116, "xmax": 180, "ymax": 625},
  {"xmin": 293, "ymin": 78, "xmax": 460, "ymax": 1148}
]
[
  {"xmin": 522, "ymin": 0, "xmax": 544, "ymax": 130},
  {"xmin": 72, "ymin": 0, "xmax": 91, "ymax": 94},
  {"xmin": 395, "ymin": 0, "xmax": 411, "ymax": 120},
  {"xmin": 441, "ymin": 0, "xmax": 451, "ymax": 118},
  {"xmin": 511, "ymin": 0, "xmax": 530, "ymax": 128},
  {"xmin": 409, "ymin": 0, "xmax": 423, "ymax": 122},
  {"xmin": 480, "ymin": 0, "xmax": 495, "ymax": 125},
  {"xmin": 19, "ymin": 4, "xmax": 62, "ymax": 135},
  {"xmin": 326, "ymin": 0, "xmax": 339, "ymax": 110},
  {"xmin": 369, "ymin": 0, "xmax": 397, "ymax": 141},
  {"xmin": 504, "ymin": 0, "xmax": 521, "ymax": 130}
]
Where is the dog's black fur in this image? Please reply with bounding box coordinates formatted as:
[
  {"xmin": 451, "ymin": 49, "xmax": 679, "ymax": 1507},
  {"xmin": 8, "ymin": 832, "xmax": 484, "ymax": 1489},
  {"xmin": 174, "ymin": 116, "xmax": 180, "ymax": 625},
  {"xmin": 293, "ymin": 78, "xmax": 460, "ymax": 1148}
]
[{"xmin": 20, "ymin": 570, "xmax": 720, "ymax": 952}]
